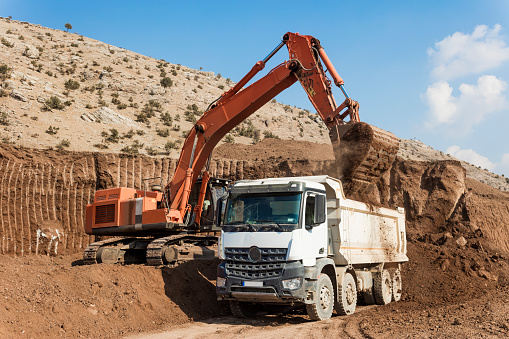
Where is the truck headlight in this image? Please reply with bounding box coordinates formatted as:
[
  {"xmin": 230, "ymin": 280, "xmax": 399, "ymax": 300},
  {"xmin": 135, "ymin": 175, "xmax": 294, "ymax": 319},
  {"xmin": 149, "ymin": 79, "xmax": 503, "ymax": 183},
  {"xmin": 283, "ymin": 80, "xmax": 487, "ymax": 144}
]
[
  {"xmin": 282, "ymin": 278, "xmax": 301, "ymax": 290},
  {"xmin": 216, "ymin": 277, "xmax": 226, "ymax": 287}
]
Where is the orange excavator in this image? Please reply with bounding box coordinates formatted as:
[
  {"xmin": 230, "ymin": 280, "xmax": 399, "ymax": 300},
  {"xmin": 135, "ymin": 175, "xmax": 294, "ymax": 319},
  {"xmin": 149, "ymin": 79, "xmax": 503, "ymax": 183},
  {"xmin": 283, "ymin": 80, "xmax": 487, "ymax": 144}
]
[{"xmin": 83, "ymin": 32, "xmax": 399, "ymax": 265}]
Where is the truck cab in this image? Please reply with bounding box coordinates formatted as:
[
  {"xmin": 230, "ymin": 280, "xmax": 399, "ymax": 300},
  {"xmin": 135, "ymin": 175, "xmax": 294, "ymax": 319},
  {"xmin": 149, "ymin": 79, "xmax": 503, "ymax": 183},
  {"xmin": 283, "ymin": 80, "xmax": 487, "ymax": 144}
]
[{"xmin": 216, "ymin": 176, "xmax": 408, "ymax": 320}]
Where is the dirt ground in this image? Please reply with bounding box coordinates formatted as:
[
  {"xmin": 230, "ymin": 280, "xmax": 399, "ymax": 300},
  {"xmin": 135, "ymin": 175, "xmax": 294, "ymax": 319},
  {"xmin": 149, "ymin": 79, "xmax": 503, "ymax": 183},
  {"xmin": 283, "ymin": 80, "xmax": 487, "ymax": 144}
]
[
  {"xmin": 2, "ymin": 16, "xmax": 509, "ymax": 339},
  {"xmin": 1, "ymin": 237, "xmax": 509, "ymax": 339},
  {"xmin": 1, "ymin": 140, "xmax": 509, "ymax": 338}
]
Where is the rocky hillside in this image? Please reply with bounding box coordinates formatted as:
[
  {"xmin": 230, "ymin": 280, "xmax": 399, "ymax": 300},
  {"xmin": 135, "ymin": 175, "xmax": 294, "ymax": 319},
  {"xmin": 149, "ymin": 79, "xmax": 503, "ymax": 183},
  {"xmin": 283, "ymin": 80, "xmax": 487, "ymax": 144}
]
[
  {"xmin": 0, "ymin": 18, "xmax": 328, "ymax": 156},
  {"xmin": 1, "ymin": 18, "xmax": 508, "ymax": 193}
]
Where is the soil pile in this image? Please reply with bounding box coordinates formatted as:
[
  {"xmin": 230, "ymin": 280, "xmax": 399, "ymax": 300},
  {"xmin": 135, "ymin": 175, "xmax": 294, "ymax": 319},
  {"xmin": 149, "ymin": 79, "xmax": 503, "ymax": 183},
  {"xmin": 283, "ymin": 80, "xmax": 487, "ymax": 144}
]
[
  {"xmin": 213, "ymin": 138, "xmax": 335, "ymax": 162},
  {"xmin": 0, "ymin": 254, "xmax": 227, "ymax": 338}
]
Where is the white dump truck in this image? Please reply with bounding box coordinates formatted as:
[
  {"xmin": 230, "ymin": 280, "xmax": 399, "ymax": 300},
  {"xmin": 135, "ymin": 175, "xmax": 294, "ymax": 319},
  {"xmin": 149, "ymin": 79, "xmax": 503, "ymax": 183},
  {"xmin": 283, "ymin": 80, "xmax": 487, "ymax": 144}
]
[{"xmin": 216, "ymin": 175, "xmax": 408, "ymax": 320}]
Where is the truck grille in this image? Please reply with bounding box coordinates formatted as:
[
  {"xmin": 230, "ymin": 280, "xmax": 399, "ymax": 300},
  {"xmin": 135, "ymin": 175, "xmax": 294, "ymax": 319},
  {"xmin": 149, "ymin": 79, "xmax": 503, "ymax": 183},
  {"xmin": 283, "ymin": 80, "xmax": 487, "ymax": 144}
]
[
  {"xmin": 225, "ymin": 247, "xmax": 287, "ymax": 279},
  {"xmin": 95, "ymin": 204, "xmax": 115, "ymax": 224}
]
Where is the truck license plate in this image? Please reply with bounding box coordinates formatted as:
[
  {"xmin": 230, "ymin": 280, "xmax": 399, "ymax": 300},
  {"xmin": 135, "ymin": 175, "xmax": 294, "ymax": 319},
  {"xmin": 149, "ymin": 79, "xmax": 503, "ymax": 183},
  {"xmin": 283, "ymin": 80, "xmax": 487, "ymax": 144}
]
[{"xmin": 242, "ymin": 281, "xmax": 263, "ymax": 287}]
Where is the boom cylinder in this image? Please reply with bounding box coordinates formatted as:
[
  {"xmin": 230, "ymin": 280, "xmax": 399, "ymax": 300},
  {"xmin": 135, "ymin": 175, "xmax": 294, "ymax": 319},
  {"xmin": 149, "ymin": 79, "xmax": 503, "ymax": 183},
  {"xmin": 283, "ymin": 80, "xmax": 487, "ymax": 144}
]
[{"xmin": 317, "ymin": 48, "xmax": 346, "ymax": 90}]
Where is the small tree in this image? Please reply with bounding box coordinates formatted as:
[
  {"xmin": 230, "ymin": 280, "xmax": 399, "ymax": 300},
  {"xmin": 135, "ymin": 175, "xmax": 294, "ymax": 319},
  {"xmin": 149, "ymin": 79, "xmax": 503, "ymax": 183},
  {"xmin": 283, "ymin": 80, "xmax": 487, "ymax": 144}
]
[
  {"xmin": 65, "ymin": 23, "xmax": 72, "ymax": 32},
  {"xmin": 160, "ymin": 77, "xmax": 173, "ymax": 88},
  {"xmin": 64, "ymin": 79, "xmax": 80, "ymax": 90}
]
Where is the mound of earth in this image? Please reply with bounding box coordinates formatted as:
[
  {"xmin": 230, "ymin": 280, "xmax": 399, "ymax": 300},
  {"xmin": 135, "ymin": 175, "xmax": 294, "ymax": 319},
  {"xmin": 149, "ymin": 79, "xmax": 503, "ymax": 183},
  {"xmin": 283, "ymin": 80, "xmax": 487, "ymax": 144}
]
[
  {"xmin": 213, "ymin": 138, "xmax": 335, "ymax": 162},
  {"xmin": 0, "ymin": 254, "xmax": 227, "ymax": 338}
]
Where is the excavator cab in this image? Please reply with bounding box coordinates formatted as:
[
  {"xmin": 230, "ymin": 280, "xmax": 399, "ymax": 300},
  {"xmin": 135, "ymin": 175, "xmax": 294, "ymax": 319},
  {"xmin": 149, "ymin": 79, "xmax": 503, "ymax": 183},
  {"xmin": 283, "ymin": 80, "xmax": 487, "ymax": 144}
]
[{"xmin": 187, "ymin": 177, "xmax": 229, "ymax": 231}]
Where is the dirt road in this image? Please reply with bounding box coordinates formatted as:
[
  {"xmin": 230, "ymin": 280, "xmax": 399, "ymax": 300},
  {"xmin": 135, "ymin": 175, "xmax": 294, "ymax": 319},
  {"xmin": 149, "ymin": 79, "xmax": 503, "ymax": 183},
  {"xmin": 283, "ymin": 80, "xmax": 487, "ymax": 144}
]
[{"xmin": 128, "ymin": 290, "xmax": 509, "ymax": 339}]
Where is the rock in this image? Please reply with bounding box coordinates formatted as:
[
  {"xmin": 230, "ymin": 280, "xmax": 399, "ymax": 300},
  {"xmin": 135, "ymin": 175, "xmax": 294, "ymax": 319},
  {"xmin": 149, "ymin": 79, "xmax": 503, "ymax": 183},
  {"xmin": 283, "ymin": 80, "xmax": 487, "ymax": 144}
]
[
  {"xmin": 2, "ymin": 80, "xmax": 15, "ymax": 89},
  {"xmin": 456, "ymin": 236, "xmax": 467, "ymax": 247},
  {"xmin": 438, "ymin": 258, "xmax": 450, "ymax": 271},
  {"xmin": 22, "ymin": 46, "xmax": 40, "ymax": 59},
  {"xmin": 70, "ymin": 56, "xmax": 83, "ymax": 64},
  {"xmin": 10, "ymin": 90, "xmax": 27, "ymax": 102},
  {"xmin": 478, "ymin": 269, "xmax": 498, "ymax": 282},
  {"xmin": 144, "ymin": 84, "xmax": 165, "ymax": 96},
  {"xmin": 81, "ymin": 106, "xmax": 136, "ymax": 126},
  {"xmin": 87, "ymin": 305, "xmax": 98, "ymax": 316}
]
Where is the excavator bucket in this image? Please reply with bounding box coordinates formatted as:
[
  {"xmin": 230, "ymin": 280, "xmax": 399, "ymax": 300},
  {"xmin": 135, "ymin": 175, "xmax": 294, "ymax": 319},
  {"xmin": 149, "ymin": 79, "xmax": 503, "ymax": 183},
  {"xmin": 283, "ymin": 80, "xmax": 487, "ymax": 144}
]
[{"xmin": 329, "ymin": 122, "xmax": 400, "ymax": 195}]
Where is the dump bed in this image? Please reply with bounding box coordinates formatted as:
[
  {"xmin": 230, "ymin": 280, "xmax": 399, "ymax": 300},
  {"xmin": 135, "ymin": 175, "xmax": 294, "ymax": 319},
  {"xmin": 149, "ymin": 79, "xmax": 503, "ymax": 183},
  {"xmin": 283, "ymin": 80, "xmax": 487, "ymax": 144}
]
[{"xmin": 288, "ymin": 175, "xmax": 408, "ymax": 265}]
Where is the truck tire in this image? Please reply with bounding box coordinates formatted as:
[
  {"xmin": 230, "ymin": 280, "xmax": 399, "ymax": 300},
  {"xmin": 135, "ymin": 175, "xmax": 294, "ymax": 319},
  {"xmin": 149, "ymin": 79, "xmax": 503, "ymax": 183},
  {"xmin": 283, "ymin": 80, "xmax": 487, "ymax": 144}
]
[
  {"xmin": 306, "ymin": 273, "xmax": 334, "ymax": 321},
  {"xmin": 229, "ymin": 301, "xmax": 258, "ymax": 318},
  {"xmin": 373, "ymin": 269, "xmax": 392, "ymax": 305},
  {"xmin": 336, "ymin": 272, "xmax": 357, "ymax": 315},
  {"xmin": 392, "ymin": 269, "xmax": 402, "ymax": 302}
]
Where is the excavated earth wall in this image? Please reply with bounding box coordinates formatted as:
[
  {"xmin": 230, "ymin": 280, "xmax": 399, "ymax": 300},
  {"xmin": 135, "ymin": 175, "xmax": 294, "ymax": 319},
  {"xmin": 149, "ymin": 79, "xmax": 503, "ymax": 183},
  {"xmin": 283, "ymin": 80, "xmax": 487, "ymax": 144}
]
[
  {"xmin": 1, "ymin": 142, "xmax": 509, "ymax": 258},
  {"xmin": 0, "ymin": 144, "xmax": 335, "ymax": 256}
]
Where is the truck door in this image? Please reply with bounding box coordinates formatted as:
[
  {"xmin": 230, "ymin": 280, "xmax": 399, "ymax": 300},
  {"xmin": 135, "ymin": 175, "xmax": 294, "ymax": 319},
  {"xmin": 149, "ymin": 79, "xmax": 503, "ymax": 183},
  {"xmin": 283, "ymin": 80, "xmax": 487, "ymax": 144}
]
[{"xmin": 302, "ymin": 192, "xmax": 327, "ymax": 265}]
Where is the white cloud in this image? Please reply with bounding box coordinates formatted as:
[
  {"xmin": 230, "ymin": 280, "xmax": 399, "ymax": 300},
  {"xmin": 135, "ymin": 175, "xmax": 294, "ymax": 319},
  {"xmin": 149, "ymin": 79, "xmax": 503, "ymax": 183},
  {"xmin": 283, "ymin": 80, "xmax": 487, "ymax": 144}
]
[
  {"xmin": 503, "ymin": 153, "xmax": 509, "ymax": 167},
  {"xmin": 428, "ymin": 24, "xmax": 509, "ymax": 80},
  {"xmin": 423, "ymin": 75, "xmax": 507, "ymax": 135},
  {"xmin": 501, "ymin": 153, "xmax": 509, "ymax": 177},
  {"xmin": 422, "ymin": 81, "xmax": 457, "ymax": 123},
  {"xmin": 446, "ymin": 145, "xmax": 496, "ymax": 171}
]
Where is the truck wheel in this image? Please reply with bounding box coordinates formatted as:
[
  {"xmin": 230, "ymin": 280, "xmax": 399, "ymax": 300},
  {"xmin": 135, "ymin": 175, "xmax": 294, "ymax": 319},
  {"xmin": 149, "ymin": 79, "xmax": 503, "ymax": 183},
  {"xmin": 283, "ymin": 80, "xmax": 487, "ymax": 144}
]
[
  {"xmin": 336, "ymin": 272, "xmax": 357, "ymax": 315},
  {"xmin": 306, "ymin": 273, "xmax": 334, "ymax": 321},
  {"xmin": 392, "ymin": 269, "xmax": 402, "ymax": 302},
  {"xmin": 229, "ymin": 301, "xmax": 258, "ymax": 318},
  {"xmin": 373, "ymin": 269, "xmax": 392, "ymax": 305}
]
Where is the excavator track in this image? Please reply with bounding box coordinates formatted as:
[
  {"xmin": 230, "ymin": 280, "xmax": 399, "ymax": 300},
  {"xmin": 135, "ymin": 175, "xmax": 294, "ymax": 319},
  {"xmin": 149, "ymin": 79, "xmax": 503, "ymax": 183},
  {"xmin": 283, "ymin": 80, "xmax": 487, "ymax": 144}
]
[
  {"xmin": 83, "ymin": 234, "xmax": 218, "ymax": 266},
  {"xmin": 83, "ymin": 237, "xmax": 135, "ymax": 265},
  {"xmin": 146, "ymin": 234, "xmax": 218, "ymax": 266}
]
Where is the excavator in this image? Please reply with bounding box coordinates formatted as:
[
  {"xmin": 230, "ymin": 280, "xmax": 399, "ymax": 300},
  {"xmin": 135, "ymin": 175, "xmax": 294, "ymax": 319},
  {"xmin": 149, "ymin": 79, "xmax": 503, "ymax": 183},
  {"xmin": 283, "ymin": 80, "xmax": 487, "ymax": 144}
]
[{"xmin": 83, "ymin": 32, "xmax": 399, "ymax": 265}]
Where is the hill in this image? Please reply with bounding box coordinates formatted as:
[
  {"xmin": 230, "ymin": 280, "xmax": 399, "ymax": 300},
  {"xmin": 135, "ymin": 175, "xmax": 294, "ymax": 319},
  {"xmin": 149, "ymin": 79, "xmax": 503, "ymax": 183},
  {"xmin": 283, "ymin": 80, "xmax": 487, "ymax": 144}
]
[
  {"xmin": 0, "ymin": 17, "xmax": 328, "ymax": 156},
  {"xmin": 1, "ymin": 17, "xmax": 508, "ymax": 193}
]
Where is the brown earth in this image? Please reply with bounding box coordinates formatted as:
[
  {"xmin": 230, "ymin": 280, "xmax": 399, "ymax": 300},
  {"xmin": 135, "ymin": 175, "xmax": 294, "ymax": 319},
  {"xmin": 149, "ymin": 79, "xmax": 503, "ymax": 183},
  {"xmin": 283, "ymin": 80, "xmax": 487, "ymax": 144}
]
[
  {"xmin": 0, "ymin": 139, "xmax": 508, "ymax": 338},
  {"xmin": 1, "ymin": 17, "xmax": 509, "ymax": 338}
]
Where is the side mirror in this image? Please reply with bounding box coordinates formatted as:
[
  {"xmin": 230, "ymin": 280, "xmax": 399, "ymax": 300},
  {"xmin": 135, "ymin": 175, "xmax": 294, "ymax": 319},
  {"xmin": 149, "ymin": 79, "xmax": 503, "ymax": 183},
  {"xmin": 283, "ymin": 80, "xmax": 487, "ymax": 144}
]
[
  {"xmin": 314, "ymin": 195, "xmax": 326, "ymax": 224},
  {"xmin": 215, "ymin": 196, "xmax": 225, "ymax": 227}
]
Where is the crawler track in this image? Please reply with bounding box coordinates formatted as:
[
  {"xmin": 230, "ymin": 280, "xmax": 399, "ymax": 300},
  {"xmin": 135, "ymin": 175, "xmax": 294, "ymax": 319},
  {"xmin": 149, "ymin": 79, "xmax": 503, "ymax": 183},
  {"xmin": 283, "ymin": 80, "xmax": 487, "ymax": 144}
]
[{"xmin": 83, "ymin": 234, "xmax": 218, "ymax": 266}]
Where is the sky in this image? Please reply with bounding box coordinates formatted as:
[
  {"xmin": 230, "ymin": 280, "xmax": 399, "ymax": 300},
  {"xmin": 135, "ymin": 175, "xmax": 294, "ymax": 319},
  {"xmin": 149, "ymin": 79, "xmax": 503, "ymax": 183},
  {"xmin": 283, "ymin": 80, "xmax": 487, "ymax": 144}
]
[{"xmin": 2, "ymin": 0, "xmax": 509, "ymax": 176}]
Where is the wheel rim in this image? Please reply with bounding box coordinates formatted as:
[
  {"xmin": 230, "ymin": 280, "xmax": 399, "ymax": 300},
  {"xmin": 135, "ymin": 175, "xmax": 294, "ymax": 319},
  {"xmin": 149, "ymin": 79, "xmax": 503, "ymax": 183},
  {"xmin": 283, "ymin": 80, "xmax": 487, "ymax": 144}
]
[
  {"xmin": 393, "ymin": 271, "xmax": 402, "ymax": 300},
  {"xmin": 384, "ymin": 277, "xmax": 391, "ymax": 299},
  {"xmin": 320, "ymin": 285, "xmax": 331, "ymax": 310},
  {"xmin": 346, "ymin": 283, "xmax": 355, "ymax": 305}
]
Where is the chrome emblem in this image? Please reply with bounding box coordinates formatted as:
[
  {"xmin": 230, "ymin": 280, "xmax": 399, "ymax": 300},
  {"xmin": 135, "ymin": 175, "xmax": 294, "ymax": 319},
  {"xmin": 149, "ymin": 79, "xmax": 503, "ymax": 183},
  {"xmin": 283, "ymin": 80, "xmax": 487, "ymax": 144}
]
[{"xmin": 248, "ymin": 246, "xmax": 261, "ymax": 263}]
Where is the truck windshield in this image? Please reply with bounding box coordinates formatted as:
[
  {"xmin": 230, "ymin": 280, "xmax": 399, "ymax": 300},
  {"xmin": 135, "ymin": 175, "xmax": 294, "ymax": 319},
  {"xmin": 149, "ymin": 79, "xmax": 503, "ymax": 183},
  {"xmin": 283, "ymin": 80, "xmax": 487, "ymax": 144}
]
[{"xmin": 223, "ymin": 192, "xmax": 302, "ymax": 232}]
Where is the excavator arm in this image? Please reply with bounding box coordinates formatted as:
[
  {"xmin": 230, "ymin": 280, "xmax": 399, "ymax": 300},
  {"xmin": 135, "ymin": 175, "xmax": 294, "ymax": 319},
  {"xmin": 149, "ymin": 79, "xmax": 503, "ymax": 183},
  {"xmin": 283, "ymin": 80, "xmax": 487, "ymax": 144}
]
[{"xmin": 166, "ymin": 32, "xmax": 382, "ymax": 225}]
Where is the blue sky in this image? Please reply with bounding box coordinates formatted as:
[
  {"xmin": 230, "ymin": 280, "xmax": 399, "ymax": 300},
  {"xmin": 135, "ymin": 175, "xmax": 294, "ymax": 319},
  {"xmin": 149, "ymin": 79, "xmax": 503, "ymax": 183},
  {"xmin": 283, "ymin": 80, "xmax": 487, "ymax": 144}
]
[{"xmin": 2, "ymin": 0, "xmax": 509, "ymax": 176}]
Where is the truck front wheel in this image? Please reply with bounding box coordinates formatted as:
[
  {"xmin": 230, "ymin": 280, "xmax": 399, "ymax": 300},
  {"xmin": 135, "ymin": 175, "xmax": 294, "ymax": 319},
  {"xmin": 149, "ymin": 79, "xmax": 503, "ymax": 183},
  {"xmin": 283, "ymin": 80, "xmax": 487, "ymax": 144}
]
[
  {"xmin": 306, "ymin": 273, "xmax": 334, "ymax": 320},
  {"xmin": 336, "ymin": 272, "xmax": 357, "ymax": 315}
]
